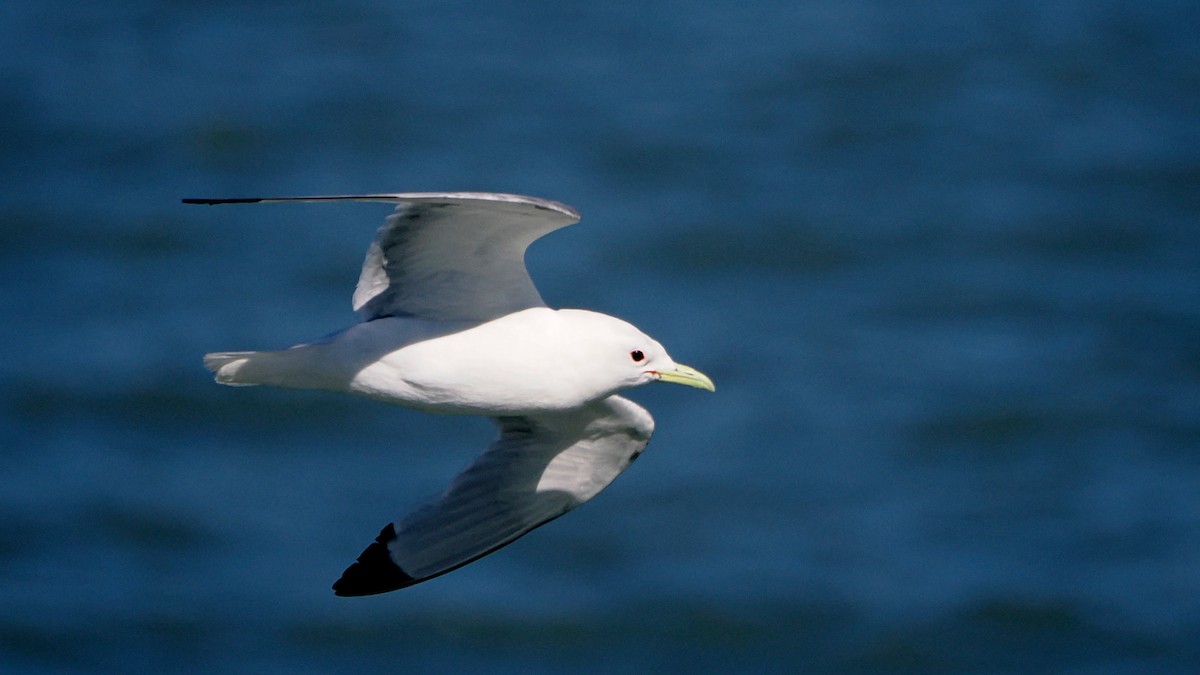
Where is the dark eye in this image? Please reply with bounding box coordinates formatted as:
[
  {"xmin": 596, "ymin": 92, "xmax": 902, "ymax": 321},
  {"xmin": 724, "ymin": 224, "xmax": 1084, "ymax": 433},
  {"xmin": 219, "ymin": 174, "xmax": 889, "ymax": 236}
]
[{"xmin": 630, "ymin": 350, "xmax": 646, "ymax": 363}]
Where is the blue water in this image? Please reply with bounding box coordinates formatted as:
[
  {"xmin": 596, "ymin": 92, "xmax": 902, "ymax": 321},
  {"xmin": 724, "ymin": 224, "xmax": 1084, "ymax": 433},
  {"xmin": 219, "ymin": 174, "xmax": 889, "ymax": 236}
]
[{"xmin": 3, "ymin": 0, "xmax": 1199, "ymax": 672}]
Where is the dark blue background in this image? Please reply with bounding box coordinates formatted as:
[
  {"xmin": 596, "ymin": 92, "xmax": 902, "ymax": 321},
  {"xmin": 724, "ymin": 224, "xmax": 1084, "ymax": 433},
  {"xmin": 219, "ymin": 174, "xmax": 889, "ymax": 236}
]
[{"xmin": 3, "ymin": 1, "xmax": 1198, "ymax": 672}]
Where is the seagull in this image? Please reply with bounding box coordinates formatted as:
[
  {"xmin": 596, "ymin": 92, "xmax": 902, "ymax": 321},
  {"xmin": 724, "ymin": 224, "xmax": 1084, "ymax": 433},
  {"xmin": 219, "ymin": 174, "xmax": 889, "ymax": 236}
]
[{"xmin": 184, "ymin": 192, "xmax": 714, "ymax": 596}]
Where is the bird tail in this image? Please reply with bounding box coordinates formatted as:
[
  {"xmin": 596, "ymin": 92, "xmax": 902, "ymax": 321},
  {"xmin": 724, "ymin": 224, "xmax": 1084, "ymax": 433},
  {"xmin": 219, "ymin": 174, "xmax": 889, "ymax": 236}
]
[
  {"xmin": 204, "ymin": 340, "xmax": 345, "ymax": 390},
  {"xmin": 203, "ymin": 350, "xmax": 274, "ymax": 386},
  {"xmin": 205, "ymin": 344, "xmax": 335, "ymax": 385}
]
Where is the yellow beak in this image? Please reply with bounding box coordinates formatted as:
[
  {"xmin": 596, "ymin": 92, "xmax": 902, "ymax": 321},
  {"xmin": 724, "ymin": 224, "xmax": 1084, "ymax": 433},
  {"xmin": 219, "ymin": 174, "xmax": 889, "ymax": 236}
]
[{"xmin": 654, "ymin": 363, "xmax": 716, "ymax": 392}]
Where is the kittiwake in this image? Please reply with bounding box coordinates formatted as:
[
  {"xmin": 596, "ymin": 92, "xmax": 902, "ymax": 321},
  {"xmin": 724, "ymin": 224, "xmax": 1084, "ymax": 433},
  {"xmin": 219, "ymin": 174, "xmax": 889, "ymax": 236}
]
[{"xmin": 183, "ymin": 192, "xmax": 715, "ymax": 596}]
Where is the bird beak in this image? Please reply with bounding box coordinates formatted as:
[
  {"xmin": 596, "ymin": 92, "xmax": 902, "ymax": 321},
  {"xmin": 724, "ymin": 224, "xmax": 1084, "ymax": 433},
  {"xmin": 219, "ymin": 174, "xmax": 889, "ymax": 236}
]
[{"xmin": 653, "ymin": 364, "xmax": 716, "ymax": 392}]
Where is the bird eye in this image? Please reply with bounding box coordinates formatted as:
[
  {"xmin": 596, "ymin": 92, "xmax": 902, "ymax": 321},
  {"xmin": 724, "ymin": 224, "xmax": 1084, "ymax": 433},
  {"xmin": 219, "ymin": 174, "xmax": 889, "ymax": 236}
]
[{"xmin": 630, "ymin": 350, "xmax": 646, "ymax": 363}]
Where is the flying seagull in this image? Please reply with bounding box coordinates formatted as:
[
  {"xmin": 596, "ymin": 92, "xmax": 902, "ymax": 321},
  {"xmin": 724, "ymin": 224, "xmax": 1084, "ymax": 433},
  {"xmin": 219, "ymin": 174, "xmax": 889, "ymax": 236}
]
[{"xmin": 184, "ymin": 192, "xmax": 715, "ymax": 596}]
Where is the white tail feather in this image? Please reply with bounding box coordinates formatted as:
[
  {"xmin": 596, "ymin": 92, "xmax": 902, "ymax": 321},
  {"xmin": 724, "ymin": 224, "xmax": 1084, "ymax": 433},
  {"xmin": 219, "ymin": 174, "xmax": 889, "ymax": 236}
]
[
  {"xmin": 203, "ymin": 344, "xmax": 342, "ymax": 391},
  {"xmin": 203, "ymin": 351, "xmax": 263, "ymax": 386}
]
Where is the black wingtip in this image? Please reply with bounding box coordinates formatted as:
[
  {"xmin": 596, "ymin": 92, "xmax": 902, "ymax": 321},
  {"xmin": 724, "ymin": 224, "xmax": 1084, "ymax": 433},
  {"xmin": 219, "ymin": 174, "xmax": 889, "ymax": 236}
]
[
  {"xmin": 332, "ymin": 523, "xmax": 418, "ymax": 597},
  {"xmin": 182, "ymin": 197, "xmax": 265, "ymax": 205}
]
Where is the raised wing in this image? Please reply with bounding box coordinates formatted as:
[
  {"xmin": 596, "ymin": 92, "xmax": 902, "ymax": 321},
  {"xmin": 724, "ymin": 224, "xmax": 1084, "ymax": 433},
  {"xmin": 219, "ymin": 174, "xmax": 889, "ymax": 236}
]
[
  {"xmin": 183, "ymin": 192, "xmax": 581, "ymax": 321},
  {"xmin": 332, "ymin": 395, "xmax": 655, "ymax": 596}
]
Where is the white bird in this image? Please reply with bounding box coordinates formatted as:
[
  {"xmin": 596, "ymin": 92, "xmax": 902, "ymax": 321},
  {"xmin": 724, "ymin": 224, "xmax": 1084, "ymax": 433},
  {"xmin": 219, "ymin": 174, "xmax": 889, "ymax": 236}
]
[{"xmin": 184, "ymin": 192, "xmax": 714, "ymax": 596}]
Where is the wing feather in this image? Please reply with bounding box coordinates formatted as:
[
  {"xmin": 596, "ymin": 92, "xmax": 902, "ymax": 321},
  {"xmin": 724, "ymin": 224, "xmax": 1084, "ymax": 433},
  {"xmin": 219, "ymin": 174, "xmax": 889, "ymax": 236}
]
[
  {"xmin": 184, "ymin": 192, "xmax": 580, "ymax": 321},
  {"xmin": 332, "ymin": 395, "xmax": 654, "ymax": 595}
]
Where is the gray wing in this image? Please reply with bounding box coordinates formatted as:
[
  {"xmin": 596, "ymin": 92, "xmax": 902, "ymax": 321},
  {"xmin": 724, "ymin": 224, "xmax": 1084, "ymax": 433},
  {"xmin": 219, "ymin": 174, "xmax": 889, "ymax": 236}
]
[
  {"xmin": 184, "ymin": 192, "xmax": 580, "ymax": 321},
  {"xmin": 332, "ymin": 395, "xmax": 655, "ymax": 596}
]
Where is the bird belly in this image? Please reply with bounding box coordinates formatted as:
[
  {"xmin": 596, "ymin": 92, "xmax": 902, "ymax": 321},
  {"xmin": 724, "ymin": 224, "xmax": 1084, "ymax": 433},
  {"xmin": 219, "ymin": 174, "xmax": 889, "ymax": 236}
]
[{"xmin": 347, "ymin": 356, "xmax": 555, "ymax": 416}]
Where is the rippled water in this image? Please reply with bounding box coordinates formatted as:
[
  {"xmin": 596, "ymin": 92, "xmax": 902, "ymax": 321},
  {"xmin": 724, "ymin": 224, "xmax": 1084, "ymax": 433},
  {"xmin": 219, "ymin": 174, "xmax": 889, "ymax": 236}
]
[{"xmin": 3, "ymin": 1, "xmax": 1198, "ymax": 672}]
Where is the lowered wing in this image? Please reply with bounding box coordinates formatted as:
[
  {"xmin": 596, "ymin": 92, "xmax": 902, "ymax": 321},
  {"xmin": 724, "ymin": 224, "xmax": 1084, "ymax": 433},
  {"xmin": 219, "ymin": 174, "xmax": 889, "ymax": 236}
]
[{"xmin": 332, "ymin": 395, "xmax": 654, "ymax": 596}]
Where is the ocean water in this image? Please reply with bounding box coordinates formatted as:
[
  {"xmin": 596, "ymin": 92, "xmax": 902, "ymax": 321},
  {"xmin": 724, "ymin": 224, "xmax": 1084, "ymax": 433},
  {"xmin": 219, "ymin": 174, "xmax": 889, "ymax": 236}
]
[{"xmin": 2, "ymin": 0, "xmax": 1198, "ymax": 672}]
